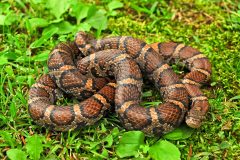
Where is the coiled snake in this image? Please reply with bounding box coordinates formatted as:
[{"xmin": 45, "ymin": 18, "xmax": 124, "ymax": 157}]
[{"xmin": 28, "ymin": 32, "xmax": 211, "ymax": 136}]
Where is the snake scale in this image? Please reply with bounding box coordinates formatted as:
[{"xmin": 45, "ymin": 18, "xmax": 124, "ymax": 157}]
[{"xmin": 28, "ymin": 32, "xmax": 211, "ymax": 136}]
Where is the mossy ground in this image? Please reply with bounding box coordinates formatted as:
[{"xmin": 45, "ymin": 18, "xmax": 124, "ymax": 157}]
[{"xmin": 0, "ymin": 0, "xmax": 239, "ymax": 159}]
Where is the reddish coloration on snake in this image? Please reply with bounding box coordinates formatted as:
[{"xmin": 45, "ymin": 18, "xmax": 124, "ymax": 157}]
[
  {"xmin": 28, "ymin": 74, "xmax": 116, "ymax": 131},
  {"xmin": 28, "ymin": 43, "xmax": 117, "ymax": 131},
  {"xmin": 75, "ymin": 31, "xmax": 211, "ymax": 129},
  {"xmin": 150, "ymin": 42, "xmax": 211, "ymax": 128},
  {"xmin": 28, "ymin": 32, "xmax": 211, "ymax": 136},
  {"xmin": 75, "ymin": 32, "xmax": 191, "ymax": 135},
  {"xmin": 47, "ymin": 42, "xmax": 110, "ymax": 100}
]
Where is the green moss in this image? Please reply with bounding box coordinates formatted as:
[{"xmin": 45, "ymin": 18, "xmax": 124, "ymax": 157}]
[{"xmin": 0, "ymin": 0, "xmax": 239, "ymax": 159}]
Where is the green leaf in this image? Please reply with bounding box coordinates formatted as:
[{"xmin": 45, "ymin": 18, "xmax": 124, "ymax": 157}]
[
  {"xmin": 26, "ymin": 134, "xmax": 44, "ymax": 160},
  {"xmin": 0, "ymin": 14, "xmax": 6, "ymax": 25},
  {"xmin": 150, "ymin": 2, "xmax": 158, "ymax": 14},
  {"xmin": 86, "ymin": 10, "xmax": 108, "ymax": 30},
  {"xmin": 116, "ymin": 131, "xmax": 145, "ymax": 158},
  {"xmin": 3, "ymin": 12, "xmax": 19, "ymax": 25},
  {"xmin": 229, "ymin": 95, "xmax": 240, "ymax": 101},
  {"xmin": 70, "ymin": 2, "xmax": 89, "ymax": 24},
  {"xmin": 149, "ymin": 140, "xmax": 180, "ymax": 160},
  {"xmin": 0, "ymin": 56, "xmax": 8, "ymax": 65},
  {"xmin": 46, "ymin": 0, "xmax": 70, "ymax": 19},
  {"xmin": 16, "ymin": 76, "xmax": 27, "ymax": 84},
  {"xmin": 107, "ymin": 0, "xmax": 123, "ymax": 11},
  {"xmin": 10, "ymin": 101, "xmax": 17, "ymax": 119},
  {"xmin": 30, "ymin": 27, "xmax": 58, "ymax": 48},
  {"xmin": 7, "ymin": 149, "xmax": 27, "ymax": 160},
  {"xmin": 5, "ymin": 65, "xmax": 15, "ymax": 78},
  {"xmin": 77, "ymin": 22, "xmax": 92, "ymax": 32},
  {"xmin": 43, "ymin": 21, "xmax": 75, "ymax": 35},
  {"xmin": 53, "ymin": 21, "xmax": 75, "ymax": 34},
  {"xmin": 101, "ymin": 148, "xmax": 109, "ymax": 158},
  {"xmin": 103, "ymin": 135, "xmax": 113, "ymax": 148},
  {"xmin": 0, "ymin": 131, "xmax": 16, "ymax": 148},
  {"xmin": 163, "ymin": 125, "xmax": 194, "ymax": 140},
  {"xmin": 1, "ymin": 51, "xmax": 18, "ymax": 60},
  {"xmin": 87, "ymin": 5, "xmax": 97, "ymax": 19},
  {"xmin": 219, "ymin": 141, "xmax": 231, "ymax": 149},
  {"xmin": 28, "ymin": 18, "xmax": 49, "ymax": 29},
  {"xmin": 140, "ymin": 144, "xmax": 150, "ymax": 154}
]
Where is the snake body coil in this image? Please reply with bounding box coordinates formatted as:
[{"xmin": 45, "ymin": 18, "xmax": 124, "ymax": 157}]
[{"xmin": 28, "ymin": 32, "xmax": 211, "ymax": 136}]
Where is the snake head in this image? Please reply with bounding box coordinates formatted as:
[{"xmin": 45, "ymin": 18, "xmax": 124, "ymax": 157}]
[
  {"xmin": 75, "ymin": 31, "xmax": 95, "ymax": 56},
  {"xmin": 75, "ymin": 31, "xmax": 94, "ymax": 45},
  {"xmin": 185, "ymin": 110, "xmax": 205, "ymax": 128}
]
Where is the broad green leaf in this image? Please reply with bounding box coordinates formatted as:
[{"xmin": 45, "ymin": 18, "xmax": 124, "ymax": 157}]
[
  {"xmin": 0, "ymin": 56, "xmax": 8, "ymax": 65},
  {"xmin": 46, "ymin": 0, "xmax": 70, "ymax": 19},
  {"xmin": 52, "ymin": 21, "xmax": 75, "ymax": 34},
  {"xmin": 7, "ymin": 149, "xmax": 27, "ymax": 160},
  {"xmin": 28, "ymin": 18, "xmax": 49, "ymax": 29},
  {"xmin": 0, "ymin": 14, "xmax": 6, "ymax": 25},
  {"xmin": 86, "ymin": 10, "xmax": 108, "ymax": 30},
  {"xmin": 107, "ymin": 1, "xmax": 123, "ymax": 11},
  {"xmin": 30, "ymin": 27, "xmax": 58, "ymax": 48},
  {"xmin": 87, "ymin": 5, "xmax": 97, "ymax": 19},
  {"xmin": 163, "ymin": 125, "xmax": 194, "ymax": 140},
  {"xmin": 77, "ymin": 22, "xmax": 92, "ymax": 32},
  {"xmin": 116, "ymin": 131, "xmax": 145, "ymax": 158},
  {"xmin": 70, "ymin": 2, "xmax": 89, "ymax": 24},
  {"xmin": 43, "ymin": 21, "xmax": 74, "ymax": 35},
  {"xmin": 149, "ymin": 140, "xmax": 180, "ymax": 160},
  {"xmin": 26, "ymin": 134, "xmax": 44, "ymax": 160}
]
